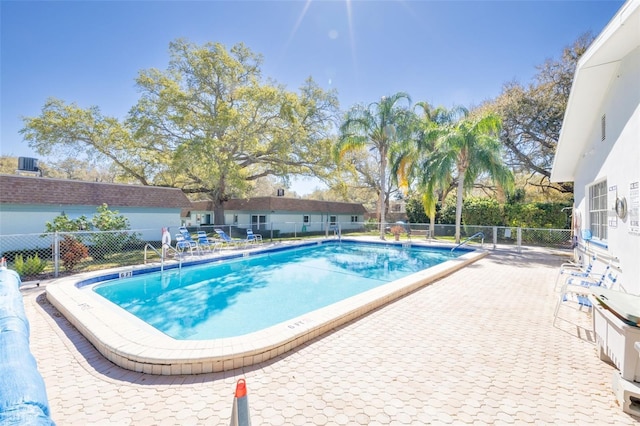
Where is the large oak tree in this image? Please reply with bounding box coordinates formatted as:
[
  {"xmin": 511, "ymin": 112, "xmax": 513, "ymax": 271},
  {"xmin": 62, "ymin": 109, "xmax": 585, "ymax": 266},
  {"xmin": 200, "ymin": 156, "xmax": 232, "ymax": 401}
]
[
  {"xmin": 21, "ymin": 39, "xmax": 339, "ymax": 223},
  {"xmin": 488, "ymin": 34, "xmax": 593, "ymax": 194}
]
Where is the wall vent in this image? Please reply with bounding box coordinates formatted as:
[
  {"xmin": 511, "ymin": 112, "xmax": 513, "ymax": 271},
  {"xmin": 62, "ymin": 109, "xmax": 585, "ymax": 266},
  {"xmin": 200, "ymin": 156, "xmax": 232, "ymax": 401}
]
[{"xmin": 601, "ymin": 114, "xmax": 606, "ymax": 141}]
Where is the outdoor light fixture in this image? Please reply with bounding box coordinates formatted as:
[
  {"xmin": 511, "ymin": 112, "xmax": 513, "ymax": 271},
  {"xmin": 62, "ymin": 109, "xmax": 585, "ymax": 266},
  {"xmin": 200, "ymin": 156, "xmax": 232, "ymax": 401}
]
[{"xmin": 615, "ymin": 196, "xmax": 627, "ymax": 219}]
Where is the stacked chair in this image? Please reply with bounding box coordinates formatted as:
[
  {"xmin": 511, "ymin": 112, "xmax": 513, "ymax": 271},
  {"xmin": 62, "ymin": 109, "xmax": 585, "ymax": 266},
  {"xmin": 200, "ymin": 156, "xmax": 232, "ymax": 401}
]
[
  {"xmin": 196, "ymin": 231, "xmax": 221, "ymax": 253},
  {"xmin": 553, "ymin": 254, "xmax": 597, "ymax": 291},
  {"xmin": 246, "ymin": 229, "xmax": 263, "ymax": 244},
  {"xmin": 553, "ymin": 259, "xmax": 618, "ymax": 327},
  {"xmin": 176, "ymin": 227, "xmax": 200, "ymax": 255}
]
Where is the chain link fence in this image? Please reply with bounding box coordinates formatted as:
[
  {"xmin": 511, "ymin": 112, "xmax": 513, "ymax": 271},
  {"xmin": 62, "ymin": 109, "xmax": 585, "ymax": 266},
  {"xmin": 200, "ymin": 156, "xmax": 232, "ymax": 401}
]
[{"xmin": 0, "ymin": 222, "xmax": 572, "ymax": 280}]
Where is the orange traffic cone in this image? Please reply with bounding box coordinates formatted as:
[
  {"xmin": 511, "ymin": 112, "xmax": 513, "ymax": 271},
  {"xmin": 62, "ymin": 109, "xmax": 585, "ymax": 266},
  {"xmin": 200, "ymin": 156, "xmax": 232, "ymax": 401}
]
[{"xmin": 229, "ymin": 379, "xmax": 251, "ymax": 426}]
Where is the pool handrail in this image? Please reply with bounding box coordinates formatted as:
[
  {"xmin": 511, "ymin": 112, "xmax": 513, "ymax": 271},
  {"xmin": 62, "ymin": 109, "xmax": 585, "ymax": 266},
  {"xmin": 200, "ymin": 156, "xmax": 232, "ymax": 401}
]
[
  {"xmin": 451, "ymin": 232, "xmax": 485, "ymax": 253},
  {"xmin": 144, "ymin": 243, "xmax": 182, "ymax": 272}
]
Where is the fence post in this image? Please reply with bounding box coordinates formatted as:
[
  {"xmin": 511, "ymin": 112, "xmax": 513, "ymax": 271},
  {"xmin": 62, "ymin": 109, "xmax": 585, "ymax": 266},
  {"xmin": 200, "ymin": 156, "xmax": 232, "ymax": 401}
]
[
  {"xmin": 53, "ymin": 232, "xmax": 60, "ymax": 278},
  {"xmin": 492, "ymin": 226, "xmax": 497, "ymax": 250},
  {"xmin": 517, "ymin": 227, "xmax": 522, "ymax": 253}
]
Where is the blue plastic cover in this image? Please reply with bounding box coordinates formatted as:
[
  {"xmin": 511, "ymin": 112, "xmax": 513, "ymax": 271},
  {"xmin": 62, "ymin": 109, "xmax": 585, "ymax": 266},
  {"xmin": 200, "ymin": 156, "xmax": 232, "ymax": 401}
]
[{"xmin": 0, "ymin": 268, "xmax": 55, "ymax": 425}]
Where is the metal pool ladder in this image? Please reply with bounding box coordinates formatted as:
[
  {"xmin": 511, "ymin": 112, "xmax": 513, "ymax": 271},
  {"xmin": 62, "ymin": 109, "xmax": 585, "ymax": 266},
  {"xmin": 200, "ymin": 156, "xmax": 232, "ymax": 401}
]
[
  {"xmin": 451, "ymin": 232, "xmax": 485, "ymax": 253},
  {"xmin": 144, "ymin": 243, "xmax": 182, "ymax": 272}
]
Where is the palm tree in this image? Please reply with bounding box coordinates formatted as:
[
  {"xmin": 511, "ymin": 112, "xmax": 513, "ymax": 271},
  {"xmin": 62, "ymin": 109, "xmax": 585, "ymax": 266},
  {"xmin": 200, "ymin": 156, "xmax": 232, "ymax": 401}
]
[
  {"xmin": 429, "ymin": 108, "xmax": 514, "ymax": 243},
  {"xmin": 393, "ymin": 103, "xmax": 461, "ymax": 238},
  {"xmin": 334, "ymin": 92, "xmax": 414, "ymax": 240}
]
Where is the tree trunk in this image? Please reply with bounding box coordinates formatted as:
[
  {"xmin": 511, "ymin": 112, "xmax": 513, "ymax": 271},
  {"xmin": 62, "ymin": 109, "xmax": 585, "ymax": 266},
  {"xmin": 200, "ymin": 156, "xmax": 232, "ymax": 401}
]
[
  {"xmin": 213, "ymin": 199, "xmax": 226, "ymax": 225},
  {"xmin": 379, "ymin": 154, "xmax": 387, "ymax": 240},
  {"xmin": 212, "ymin": 178, "xmax": 227, "ymax": 225},
  {"xmin": 430, "ymin": 211, "xmax": 436, "ymax": 240},
  {"xmin": 455, "ymin": 173, "xmax": 465, "ymax": 244}
]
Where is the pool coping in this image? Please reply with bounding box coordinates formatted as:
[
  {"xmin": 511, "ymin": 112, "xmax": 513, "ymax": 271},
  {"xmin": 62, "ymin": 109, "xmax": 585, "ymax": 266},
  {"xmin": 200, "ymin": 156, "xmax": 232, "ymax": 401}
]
[{"xmin": 45, "ymin": 239, "xmax": 488, "ymax": 375}]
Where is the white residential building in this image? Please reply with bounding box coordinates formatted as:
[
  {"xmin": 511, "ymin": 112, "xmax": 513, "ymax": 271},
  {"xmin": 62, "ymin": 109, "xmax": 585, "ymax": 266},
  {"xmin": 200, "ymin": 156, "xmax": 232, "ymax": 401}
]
[{"xmin": 551, "ymin": 0, "xmax": 640, "ymax": 294}]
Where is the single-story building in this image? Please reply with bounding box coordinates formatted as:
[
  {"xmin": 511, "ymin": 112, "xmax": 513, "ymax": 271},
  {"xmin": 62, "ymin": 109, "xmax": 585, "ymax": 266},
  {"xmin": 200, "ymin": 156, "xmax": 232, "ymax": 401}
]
[
  {"xmin": 0, "ymin": 174, "xmax": 192, "ymax": 251},
  {"xmin": 551, "ymin": 0, "xmax": 639, "ymax": 294},
  {"xmin": 181, "ymin": 200, "xmax": 215, "ymax": 227},
  {"xmin": 182, "ymin": 197, "xmax": 368, "ymax": 234}
]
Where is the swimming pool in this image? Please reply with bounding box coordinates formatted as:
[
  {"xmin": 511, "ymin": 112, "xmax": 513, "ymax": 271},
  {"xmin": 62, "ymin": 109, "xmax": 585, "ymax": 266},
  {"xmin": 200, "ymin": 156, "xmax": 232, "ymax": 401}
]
[
  {"xmin": 93, "ymin": 242, "xmax": 459, "ymax": 340},
  {"xmin": 46, "ymin": 238, "xmax": 487, "ymax": 375}
]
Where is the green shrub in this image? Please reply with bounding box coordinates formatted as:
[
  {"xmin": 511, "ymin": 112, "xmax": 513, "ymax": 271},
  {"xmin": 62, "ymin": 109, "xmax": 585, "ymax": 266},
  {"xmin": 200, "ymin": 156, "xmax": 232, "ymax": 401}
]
[
  {"xmin": 461, "ymin": 197, "xmax": 503, "ymax": 226},
  {"xmin": 13, "ymin": 253, "xmax": 47, "ymax": 277},
  {"xmin": 364, "ymin": 219, "xmax": 378, "ymax": 232},
  {"xmin": 44, "ymin": 204, "xmax": 141, "ymax": 262},
  {"xmin": 405, "ymin": 197, "xmax": 429, "ymax": 223},
  {"xmin": 1, "ymin": 248, "xmax": 52, "ymax": 263},
  {"xmin": 438, "ymin": 203, "xmax": 457, "ymax": 225},
  {"xmin": 405, "ymin": 192, "xmax": 572, "ymax": 228},
  {"xmin": 504, "ymin": 202, "xmax": 570, "ymax": 228},
  {"xmin": 90, "ymin": 204, "xmax": 140, "ymax": 260}
]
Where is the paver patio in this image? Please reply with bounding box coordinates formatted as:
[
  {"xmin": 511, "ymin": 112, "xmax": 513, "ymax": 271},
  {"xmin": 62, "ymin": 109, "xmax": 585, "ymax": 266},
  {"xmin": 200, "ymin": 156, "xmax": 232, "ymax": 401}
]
[{"xmin": 21, "ymin": 247, "xmax": 640, "ymax": 425}]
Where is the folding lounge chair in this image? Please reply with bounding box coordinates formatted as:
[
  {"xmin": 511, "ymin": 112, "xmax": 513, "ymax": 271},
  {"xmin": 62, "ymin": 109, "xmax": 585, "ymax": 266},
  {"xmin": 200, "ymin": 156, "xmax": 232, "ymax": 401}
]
[
  {"xmin": 214, "ymin": 229, "xmax": 243, "ymax": 247},
  {"xmin": 175, "ymin": 234, "xmax": 198, "ymax": 255},
  {"xmin": 178, "ymin": 227, "xmax": 203, "ymax": 253},
  {"xmin": 553, "ymin": 264, "xmax": 618, "ymax": 325},
  {"xmin": 246, "ymin": 229, "xmax": 262, "ymax": 244},
  {"xmin": 553, "ymin": 254, "xmax": 597, "ymax": 291},
  {"xmin": 196, "ymin": 231, "xmax": 220, "ymax": 253},
  {"xmin": 179, "ymin": 227, "xmax": 197, "ymax": 242}
]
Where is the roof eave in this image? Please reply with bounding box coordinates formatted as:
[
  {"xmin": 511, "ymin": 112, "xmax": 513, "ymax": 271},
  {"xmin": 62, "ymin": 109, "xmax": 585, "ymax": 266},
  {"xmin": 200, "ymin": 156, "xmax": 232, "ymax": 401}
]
[{"xmin": 551, "ymin": 0, "xmax": 640, "ymax": 183}]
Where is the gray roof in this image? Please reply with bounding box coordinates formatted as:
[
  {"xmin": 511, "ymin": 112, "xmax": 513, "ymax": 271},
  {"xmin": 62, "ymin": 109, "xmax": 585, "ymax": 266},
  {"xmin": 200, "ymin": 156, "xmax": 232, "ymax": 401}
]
[{"xmin": 0, "ymin": 174, "xmax": 192, "ymax": 209}]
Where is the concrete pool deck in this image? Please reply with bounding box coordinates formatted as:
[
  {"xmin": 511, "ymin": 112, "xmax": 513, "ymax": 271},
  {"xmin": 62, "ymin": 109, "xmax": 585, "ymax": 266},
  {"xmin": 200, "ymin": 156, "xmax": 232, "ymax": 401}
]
[{"xmin": 22, "ymin": 246, "xmax": 640, "ymax": 424}]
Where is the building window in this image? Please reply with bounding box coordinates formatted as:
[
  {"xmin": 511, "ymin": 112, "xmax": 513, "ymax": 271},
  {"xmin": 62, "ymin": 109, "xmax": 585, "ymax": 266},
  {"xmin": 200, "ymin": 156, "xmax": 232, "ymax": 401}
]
[
  {"xmin": 601, "ymin": 114, "xmax": 606, "ymax": 141},
  {"xmin": 233, "ymin": 215, "xmax": 238, "ymax": 224},
  {"xmin": 351, "ymin": 215, "xmax": 358, "ymax": 222},
  {"xmin": 589, "ymin": 180, "xmax": 608, "ymax": 240},
  {"xmin": 251, "ymin": 215, "xmax": 266, "ymax": 230},
  {"xmin": 303, "ymin": 215, "xmax": 310, "ymax": 223},
  {"xmin": 329, "ymin": 215, "xmax": 337, "ymax": 226}
]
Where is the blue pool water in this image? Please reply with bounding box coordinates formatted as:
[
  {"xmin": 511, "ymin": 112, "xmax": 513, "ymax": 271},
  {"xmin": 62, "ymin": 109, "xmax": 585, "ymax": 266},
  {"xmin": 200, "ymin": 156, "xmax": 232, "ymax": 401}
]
[{"xmin": 93, "ymin": 242, "xmax": 462, "ymax": 340}]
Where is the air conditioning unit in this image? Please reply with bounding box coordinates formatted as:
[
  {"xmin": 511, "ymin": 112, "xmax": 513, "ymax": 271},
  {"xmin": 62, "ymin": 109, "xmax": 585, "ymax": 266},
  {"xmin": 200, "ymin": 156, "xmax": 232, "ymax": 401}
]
[
  {"xmin": 18, "ymin": 157, "xmax": 39, "ymax": 172},
  {"xmin": 16, "ymin": 157, "xmax": 42, "ymax": 177}
]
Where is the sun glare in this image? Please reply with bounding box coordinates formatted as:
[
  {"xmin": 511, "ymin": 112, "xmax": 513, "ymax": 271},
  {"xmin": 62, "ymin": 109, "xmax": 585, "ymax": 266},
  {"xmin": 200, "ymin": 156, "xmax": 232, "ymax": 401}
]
[
  {"xmin": 285, "ymin": 0, "xmax": 312, "ymax": 53},
  {"xmin": 345, "ymin": 0, "xmax": 358, "ymax": 86},
  {"xmin": 280, "ymin": 0, "xmax": 359, "ymax": 89}
]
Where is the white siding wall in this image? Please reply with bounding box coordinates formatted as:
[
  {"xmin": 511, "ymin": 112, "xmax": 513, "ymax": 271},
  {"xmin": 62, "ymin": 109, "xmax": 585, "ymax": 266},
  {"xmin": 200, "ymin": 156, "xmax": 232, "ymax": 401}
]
[
  {"xmin": 574, "ymin": 47, "xmax": 640, "ymax": 294},
  {"xmin": 182, "ymin": 211, "xmax": 214, "ymax": 227},
  {"xmin": 0, "ymin": 204, "xmax": 182, "ymax": 252},
  {"xmin": 224, "ymin": 211, "xmax": 363, "ymax": 234}
]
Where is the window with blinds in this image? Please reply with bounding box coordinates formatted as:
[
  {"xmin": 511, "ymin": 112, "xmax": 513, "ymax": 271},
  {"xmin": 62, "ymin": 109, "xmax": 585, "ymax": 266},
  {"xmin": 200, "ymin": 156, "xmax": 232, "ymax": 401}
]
[{"xmin": 589, "ymin": 180, "xmax": 608, "ymax": 240}]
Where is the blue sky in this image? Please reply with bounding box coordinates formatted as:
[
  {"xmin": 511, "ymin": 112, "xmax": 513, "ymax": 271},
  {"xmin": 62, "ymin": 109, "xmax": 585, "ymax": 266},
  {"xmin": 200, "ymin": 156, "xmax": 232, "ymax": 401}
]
[{"xmin": 0, "ymin": 0, "xmax": 625, "ymax": 193}]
